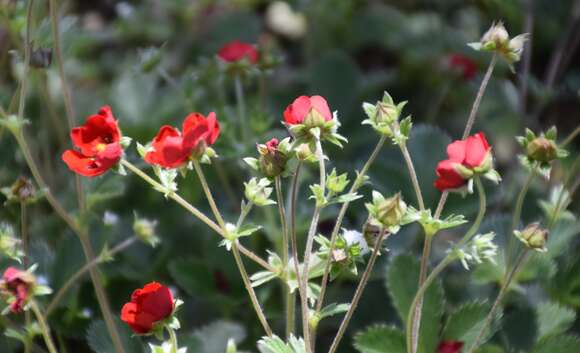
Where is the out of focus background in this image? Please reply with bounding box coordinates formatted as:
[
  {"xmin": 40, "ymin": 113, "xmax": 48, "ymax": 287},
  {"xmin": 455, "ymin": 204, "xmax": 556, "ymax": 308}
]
[{"xmin": 0, "ymin": 1, "xmax": 579, "ymax": 352}]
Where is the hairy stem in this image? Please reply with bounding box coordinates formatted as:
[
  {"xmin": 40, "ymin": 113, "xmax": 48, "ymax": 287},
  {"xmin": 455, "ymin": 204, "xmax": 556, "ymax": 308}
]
[
  {"xmin": 193, "ymin": 160, "xmax": 273, "ymax": 337},
  {"xmin": 327, "ymin": 229, "xmax": 388, "ymax": 353},
  {"xmin": 46, "ymin": 236, "xmax": 137, "ymax": 316},
  {"xmin": 31, "ymin": 301, "xmax": 60, "ymax": 353},
  {"xmin": 466, "ymin": 250, "xmax": 529, "ymax": 353},
  {"xmin": 300, "ymin": 139, "xmax": 326, "ymax": 351},
  {"xmin": 409, "ymin": 235, "xmax": 432, "ymax": 353},
  {"xmin": 399, "ymin": 142, "xmax": 425, "ymax": 211},
  {"xmin": 168, "ymin": 327, "xmax": 179, "ymax": 353},
  {"xmin": 316, "ymin": 135, "xmax": 386, "ymax": 313}
]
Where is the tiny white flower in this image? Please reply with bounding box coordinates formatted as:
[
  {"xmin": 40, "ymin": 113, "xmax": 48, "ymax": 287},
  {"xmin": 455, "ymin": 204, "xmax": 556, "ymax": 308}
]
[{"xmin": 342, "ymin": 229, "xmax": 369, "ymax": 255}]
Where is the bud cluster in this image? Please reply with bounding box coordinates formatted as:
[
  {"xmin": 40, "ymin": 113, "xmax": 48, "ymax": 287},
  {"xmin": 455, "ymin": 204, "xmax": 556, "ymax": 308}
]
[
  {"xmin": 362, "ymin": 91, "xmax": 412, "ymax": 144},
  {"xmin": 517, "ymin": 127, "xmax": 568, "ymax": 176}
]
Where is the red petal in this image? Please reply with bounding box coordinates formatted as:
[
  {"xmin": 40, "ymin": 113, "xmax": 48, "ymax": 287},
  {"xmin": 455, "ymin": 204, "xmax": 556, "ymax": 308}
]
[
  {"xmin": 62, "ymin": 150, "xmax": 109, "ymax": 177},
  {"xmin": 284, "ymin": 96, "xmax": 311, "ymax": 125},
  {"xmin": 310, "ymin": 95, "xmax": 332, "ymax": 121},
  {"xmin": 70, "ymin": 106, "xmax": 121, "ymax": 156},
  {"xmin": 434, "ymin": 160, "xmax": 466, "ymax": 191},
  {"xmin": 446, "ymin": 139, "xmax": 467, "ymax": 163},
  {"xmin": 217, "ymin": 41, "xmax": 258, "ymax": 63},
  {"xmin": 464, "ymin": 132, "xmax": 490, "ymax": 168}
]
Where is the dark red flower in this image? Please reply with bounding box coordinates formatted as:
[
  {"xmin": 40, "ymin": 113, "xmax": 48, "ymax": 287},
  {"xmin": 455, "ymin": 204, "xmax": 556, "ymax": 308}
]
[
  {"xmin": 62, "ymin": 106, "xmax": 122, "ymax": 177},
  {"xmin": 434, "ymin": 132, "xmax": 492, "ymax": 191},
  {"xmin": 217, "ymin": 41, "xmax": 258, "ymax": 64},
  {"xmin": 120, "ymin": 282, "xmax": 174, "ymax": 334},
  {"xmin": 1, "ymin": 267, "xmax": 34, "ymax": 313},
  {"xmin": 264, "ymin": 138, "xmax": 279, "ymax": 153},
  {"xmin": 437, "ymin": 341, "xmax": 464, "ymax": 353},
  {"xmin": 144, "ymin": 112, "xmax": 220, "ymax": 168},
  {"xmin": 283, "ymin": 95, "xmax": 332, "ymax": 126},
  {"xmin": 448, "ymin": 53, "xmax": 478, "ymax": 80}
]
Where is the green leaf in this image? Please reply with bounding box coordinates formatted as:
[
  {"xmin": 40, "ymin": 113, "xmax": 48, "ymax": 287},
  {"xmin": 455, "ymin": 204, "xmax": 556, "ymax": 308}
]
[
  {"xmin": 531, "ymin": 335, "xmax": 580, "ymax": 353},
  {"xmin": 86, "ymin": 319, "xmax": 142, "ymax": 353},
  {"xmin": 258, "ymin": 335, "xmax": 306, "ymax": 353},
  {"xmin": 353, "ymin": 325, "xmax": 406, "ymax": 353},
  {"xmin": 191, "ymin": 320, "xmax": 246, "ymax": 353},
  {"xmin": 385, "ymin": 254, "xmax": 444, "ymax": 353},
  {"xmin": 442, "ymin": 301, "xmax": 498, "ymax": 348},
  {"xmin": 536, "ymin": 302, "xmax": 576, "ymax": 340},
  {"xmin": 318, "ymin": 303, "xmax": 350, "ymax": 320},
  {"xmin": 169, "ymin": 258, "xmax": 216, "ymax": 297}
]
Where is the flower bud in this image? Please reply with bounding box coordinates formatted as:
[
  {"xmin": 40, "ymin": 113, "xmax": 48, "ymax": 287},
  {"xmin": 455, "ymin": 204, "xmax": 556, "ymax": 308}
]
[
  {"xmin": 257, "ymin": 138, "xmax": 288, "ymax": 178},
  {"xmin": 362, "ymin": 219, "xmax": 383, "ymax": 249},
  {"xmin": 526, "ymin": 137, "xmax": 557, "ymax": 163},
  {"xmin": 0, "ymin": 267, "xmax": 35, "ymax": 313},
  {"xmin": 514, "ymin": 223, "xmax": 548, "ymax": 252},
  {"xmin": 326, "ymin": 169, "xmax": 349, "ymax": 194},
  {"xmin": 244, "ymin": 178, "xmax": 276, "ymax": 206},
  {"xmin": 133, "ymin": 215, "xmax": 160, "ymax": 248},
  {"xmin": 0, "ymin": 224, "xmax": 23, "ymax": 263},
  {"xmin": 375, "ymin": 192, "xmax": 407, "ymax": 228},
  {"xmin": 295, "ymin": 143, "xmax": 315, "ymax": 162},
  {"xmin": 2, "ymin": 177, "xmax": 37, "ymax": 204},
  {"xmin": 481, "ymin": 22, "xmax": 509, "ymax": 49}
]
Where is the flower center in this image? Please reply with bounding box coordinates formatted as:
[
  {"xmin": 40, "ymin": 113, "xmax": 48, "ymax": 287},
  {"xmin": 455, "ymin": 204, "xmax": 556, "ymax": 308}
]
[{"xmin": 96, "ymin": 143, "xmax": 106, "ymax": 152}]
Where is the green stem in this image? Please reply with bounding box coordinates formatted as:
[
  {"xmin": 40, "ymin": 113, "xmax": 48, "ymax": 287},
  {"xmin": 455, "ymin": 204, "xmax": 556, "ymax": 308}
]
[
  {"xmin": 327, "ymin": 228, "xmax": 388, "ymax": 353},
  {"xmin": 466, "ymin": 250, "xmax": 529, "ymax": 353},
  {"xmin": 399, "ymin": 142, "xmax": 425, "ymax": 211},
  {"xmin": 300, "ymin": 139, "xmax": 326, "ymax": 352},
  {"xmin": 315, "ymin": 135, "xmax": 386, "ymax": 313},
  {"xmin": 46, "ymin": 236, "xmax": 137, "ymax": 316},
  {"xmin": 506, "ymin": 165, "xmax": 537, "ymax": 269},
  {"xmin": 409, "ymin": 235, "xmax": 432, "ymax": 353},
  {"xmin": 168, "ymin": 327, "xmax": 178, "ymax": 353},
  {"xmin": 193, "ymin": 160, "xmax": 227, "ymax": 229},
  {"xmin": 30, "ymin": 301, "xmax": 59, "ymax": 353},
  {"xmin": 561, "ymin": 125, "xmax": 580, "ymax": 147},
  {"xmin": 407, "ymin": 176, "xmax": 486, "ymax": 353},
  {"xmin": 289, "ymin": 163, "xmax": 306, "ymax": 338},
  {"xmin": 234, "ymin": 74, "xmax": 248, "ymax": 141},
  {"xmin": 275, "ymin": 176, "xmax": 294, "ymax": 338}
]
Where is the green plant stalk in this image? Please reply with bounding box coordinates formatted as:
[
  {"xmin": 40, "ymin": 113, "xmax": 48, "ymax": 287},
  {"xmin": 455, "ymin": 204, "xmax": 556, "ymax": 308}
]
[
  {"xmin": 46, "ymin": 236, "xmax": 137, "ymax": 316},
  {"xmin": 466, "ymin": 250, "xmax": 530, "ymax": 353},
  {"xmin": 300, "ymin": 139, "xmax": 326, "ymax": 352},
  {"xmin": 9, "ymin": 130, "xmax": 126, "ymax": 353},
  {"xmin": 193, "ymin": 160, "xmax": 273, "ymax": 337},
  {"xmin": 168, "ymin": 327, "xmax": 179, "ymax": 353},
  {"xmin": 327, "ymin": 228, "xmax": 388, "ymax": 353},
  {"xmin": 275, "ymin": 176, "xmax": 294, "ymax": 338},
  {"xmin": 17, "ymin": 0, "xmax": 34, "ymax": 120},
  {"xmin": 399, "ymin": 142, "xmax": 425, "ymax": 211},
  {"xmin": 433, "ymin": 53, "xmax": 498, "ymax": 220},
  {"xmin": 561, "ymin": 125, "xmax": 580, "ymax": 147},
  {"xmin": 21, "ymin": 202, "xmax": 32, "ymax": 353},
  {"xmin": 315, "ymin": 135, "xmax": 387, "ymax": 313},
  {"xmin": 407, "ymin": 177, "xmax": 486, "ymax": 353},
  {"xmin": 120, "ymin": 160, "xmax": 273, "ymax": 272},
  {"xmin": 30, "ymin": 301, "xmax": 59, "ymax": 353},
  {"xmin": 505, "ymin": 164, "xmax": 538, "ymax": 269}
]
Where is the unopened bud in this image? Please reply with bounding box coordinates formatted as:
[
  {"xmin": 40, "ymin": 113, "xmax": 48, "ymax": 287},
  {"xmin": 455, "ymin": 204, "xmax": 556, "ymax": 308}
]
[
  {"xmin": 295, "ymin": 143, "xmax": 314, "ymax": 161},
  {"xmin": 258, "ymin": 138, "xmax": 288, "ymax": 178},
  {"xmin": 526, "ymin": 137, "xmax": 557, "ymax": 163},
  {"xmin": 375, "ymin": 192, "xmax": 407, "ymax": 228},
  {"xmin": 133, "ymin": 216, "xmax": 160, "ymax": 247},
  {"xmin": 514, "ymin": 223, "xmax": 548, "ymax": 252},
  {"xmin": 481, "ymin": 22, "xmax": 509, "ymax": 49}
]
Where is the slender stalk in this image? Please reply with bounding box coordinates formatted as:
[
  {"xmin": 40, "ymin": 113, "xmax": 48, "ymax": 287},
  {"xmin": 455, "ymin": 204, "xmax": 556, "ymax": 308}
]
[
  {"xmin": 505, "ymin": 165, "xmax": 537, "ymax": 269},
  {"xmin": 231, "ymin": 243, "xmax": 273, "ymax": 336},
  {"xmin": 409, "ymin": 235, "xmax": 432, "ymax": 353},
  {"xmin": 466, "ymin": 250, "xmax": 529, "ymax": 353},
  {"xmin": 561, "ymin": 125, "xmax": 580, "ymax": 147},
  {"xmin": 236, "ymin": 201, "xmax": 254, "ymax": 229},
  {"xmin": 17, "ymin": 0, "xmax": 34, "ymax": 120},
  {"xmin": 21, "ymin": 202, "xmax": 32, "ymax": 353},
  {"xmin": 46, "ymin": 236, "xmax": 137, "ymax": 316},
  {"xmin": 519, "ymin": 0, "xmax": 534, "ymax": 116},
  {"xmin": 300, "ymin": 139, "xmax": 326, "ymax": 351},
  {"xmin": 275, "ymin": 176, "xmax": 294, "ymax": 338},
  {"xmin": 327, "ymin": 229, "xmax": 388, "ymax": 353},
  {"xmin": 168, "ymin": 328, "xmax": 178, "ymax": 353},
  {"xmin": 316, "ymin": 135, "xmax": 387, "ymax": 313},
  {"xmin": 234, "ymin": 74, "xmax": 248, "ymax": 141},
  {"xmin": 399, "ymin": 142, "xmax": 425, "ymax": 211},
  {"xmin": 406, "ymin": 256, "xmax": 454, "ymax": 353},
  {"xmin": 408, "ymin": 177, "xmax": 486, "ymax": 353},
  {"xmin": 30, "ymin": 301, "xmax": 59, "ymax": 353},
  {"xmin": 462, "ymin": 53, "xmax": 497, "ymax": 139},
  {"xmin": 433, "ymin": 53, "xmax": 498, "ymax": 220},
  {"xmin": 193, "ymin": 160, "xmax": 273, "ymax": 336},
  {"xmin": 10, "ymin": 131, "xmax": 126, "ymax": 353}
]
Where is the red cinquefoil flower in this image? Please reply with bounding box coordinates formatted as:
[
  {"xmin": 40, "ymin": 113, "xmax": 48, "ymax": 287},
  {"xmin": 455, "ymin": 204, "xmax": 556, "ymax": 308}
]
[
  {"xmin": 0, "ymin": 267, "xmax": 34, "ymax": 313},
  {"xmin": 62, "ymin": 106, "xmax": 122, "ymax": 177},
  {"xmin": 437, "ymin": 341, "xmax": 464, "ymax": 353},
  {"xmin": 434, "ymin": 132, "xmax": 492, "ymax": 191},
  {"xmin": 283, "ymin": 95, "xmax": 332, "ymax": 126},
  {"xmin": 217, "ymin": 41, "xmax": 258, "ymax": 64},
  {"xmin": 145, "ymin": 112, "xmax": 220, "ymax": 168},
  {"xmin": 448, "ymin": 53, "xmax": 477, "ymax": 80},
  {"xmin": 121, "ymin": 282, "xmax": 174, "ymax": 334}
]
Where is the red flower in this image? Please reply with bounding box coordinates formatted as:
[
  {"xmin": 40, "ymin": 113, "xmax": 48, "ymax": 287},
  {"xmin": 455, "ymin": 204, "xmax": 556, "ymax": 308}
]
[
  {"xmin": 217, "ymin": 41, "xmax": 258, "ymax": 64},
  {"xmin": 434, "ymin": 132, "xmax": 492, "ymax": 191},
  {"xmin": 120, "ymin": 282, "xmax": 174, "ymax": 334},
  {"xmin": 62, "ymin": 106, "xmax": 122, "ymax": 177},
  {"xmin": 1, "ymin": 267, "xmax": 34, "ymax": 313},
  {"xmin": 283, "ymin": 95, "xmax": 332, "ymax": 126},
  {"xmin": 145, "ymin": 112, "xmax": 220, "ymax": 168},
  {"xmin": 448, "ymin": 54, "xmax": 477, "ymax": 80},
  {"xmin": 437, "ymin": 341, "xmax": 464, "ymax": 353},
  {"xmin": 264, "ymin": 138, "xmax": 279, "ymax": 153}
]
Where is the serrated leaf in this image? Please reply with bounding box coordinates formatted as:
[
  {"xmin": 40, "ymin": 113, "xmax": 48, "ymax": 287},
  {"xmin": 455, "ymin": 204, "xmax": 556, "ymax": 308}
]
[
  {"xmin": 258, "ymin": 335, "xmax": 306, "ymax": 353},
  {"xmin": 385, "ymin": 254, "xmax": 444, "ymax": 353},
  {"xmin": 443, "ymin": 301, "xmax": 499, "ymax": 348},
  {"xmin": 318, "ymin": 303, "xmax": 350, "ymax": 320},
  {"xmin": 536, "ymin": 302, "xmax": 576, "ymax": 340},
  {"xmin": 353, "ymin": 325, "xmax": 406, "ymax": 353},
  {"xmin": 531, "ymin": 335, "xmax": 580, "ymax": 353}
]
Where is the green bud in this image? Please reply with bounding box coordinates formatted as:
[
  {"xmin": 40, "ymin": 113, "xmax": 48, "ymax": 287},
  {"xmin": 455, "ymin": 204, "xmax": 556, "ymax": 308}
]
[
  {"xmin": 514, "ymin": 223, "xmax": 548, "ymax": 252},
  {"xmin": 257, "ymin": 139, "xmax": 288, "ymax": 178},
  {"xmin": 133, "ymin": 215, "xmax": 160, "ymax": 248},
  {"xmin": 244, "ymin": 178, "xmax": 276, "ymax": 206},
  {"xmin": 526, "ymin": 137, "xmax": 557, "ymax": 163},
  {"xmin": 326, "ymin": 169, "xmax": 349, "ymax": 194},
  {"xmin": 295, "ymin": 143, "xmax": 316, "ymax": 162},
  {"xmin": 376, "ymin": 192, "xmax": 407, "ymax": 228}
]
